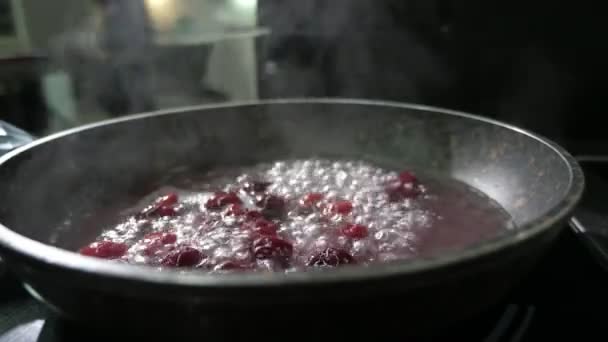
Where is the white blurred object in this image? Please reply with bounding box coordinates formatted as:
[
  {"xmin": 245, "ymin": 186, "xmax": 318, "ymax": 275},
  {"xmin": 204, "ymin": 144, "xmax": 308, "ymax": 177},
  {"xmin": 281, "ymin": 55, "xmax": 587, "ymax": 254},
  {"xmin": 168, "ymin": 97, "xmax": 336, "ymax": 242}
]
[
  {"xmin": 42, "ymin": 70, "xmax": 79, "ymax": 130},
  {"xmin": 232, "ymin": 0, "xmax": 257, "ymax": 11},
  {"xmin": 145, "ymin": 0, "xmax": 182, "ymax": 32},
  {"xmin": 206, "ymin": 0, "xmax": 260, "ymax": 100},
  {"xmin": 205, "ymin": 34, "xmax": 259, "ymax": 100},
  {"xmin": 151, "ymin": 0, "xmax": 262, "ymax": 101}
]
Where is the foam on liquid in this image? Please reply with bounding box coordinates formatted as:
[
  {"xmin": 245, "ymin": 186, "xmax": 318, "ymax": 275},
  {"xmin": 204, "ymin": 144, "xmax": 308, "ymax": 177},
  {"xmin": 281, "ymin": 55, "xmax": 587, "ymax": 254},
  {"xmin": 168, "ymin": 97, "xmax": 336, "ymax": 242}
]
[{"xmin": 91, "ymin": 159, "xmax": 514, "ymax": 273}]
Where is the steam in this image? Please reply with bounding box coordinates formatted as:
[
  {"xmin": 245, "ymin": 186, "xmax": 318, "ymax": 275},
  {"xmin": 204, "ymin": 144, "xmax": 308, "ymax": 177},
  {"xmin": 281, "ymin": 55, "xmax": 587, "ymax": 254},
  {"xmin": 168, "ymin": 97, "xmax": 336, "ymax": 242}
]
[
  {"xmin": 42, "ymin": 0, "xmax": 574, "ymax": 141},
  {"xmin": 48, "ymin": 0, "xmax": 204, "ymax": 118},
  {"xmin": 258, "ymin": 0, "xmax": 451, "ymax": 102},
  {"xmin": 258, "ymin": 0, "xmax": 572, "ymax": 142}
]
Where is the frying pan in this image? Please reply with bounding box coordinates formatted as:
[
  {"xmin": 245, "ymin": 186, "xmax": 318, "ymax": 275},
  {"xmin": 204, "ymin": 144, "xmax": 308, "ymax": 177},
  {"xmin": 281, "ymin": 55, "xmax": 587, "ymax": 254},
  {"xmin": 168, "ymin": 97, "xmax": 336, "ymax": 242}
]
[{"xmin": 0, "ymin": 99, "xmax": 583, "ymax": 339}]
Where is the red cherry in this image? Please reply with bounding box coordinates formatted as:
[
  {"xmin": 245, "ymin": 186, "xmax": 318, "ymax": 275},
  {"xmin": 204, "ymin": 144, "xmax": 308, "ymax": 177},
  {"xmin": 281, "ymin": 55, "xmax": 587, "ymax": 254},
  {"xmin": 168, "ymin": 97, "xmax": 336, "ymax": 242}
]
[
  {"xmin": 386, "ymin": 171, "xmax": 422, "ymax": 201},
  {"xmin": 252, "ymin": 236, "xmax": 293, "ymax": 260},
  {"xmin": 80, "ymin": 241, "xmax": 128, "ymax": 259},
  {"xmin": 329, "ymin": 200, "xmax": 353, "ymax": 215},
  {"xmin": 307, "ymin": 248, "xmax": 355, "ymax": 267},
  {"xmin": 245, "ymin": 210, "xmax": 264, "ymax": 221},
  {"xmin": 139, "ymin": 193, "xmax": 179, "ymax": 217},
  {"xmin": 220, "ymin": 192, "xmax": 242, "ymax": 205},
  {"xmin": 142, "ymin": 232, "xmax": 177, "ymax": 256},
  {"xmin": 301, "ymin": 192, "xmax": 324, "ymax": 206},
  {"xmin": 385, "ymin": 181, "xmax": 420, "ymax": 201},
  {"xmin": 162, "ymin": 246, "xmax": 204, "ymax": 267},
  {"xmin": 225, "ymin": 204, "xmax": 245, "ymax": 216},
  {"xmin": 243, "ymin": 218, "xmax": 278, "ymax": 236},
  {"xmin": 205, "ymin": 191, "xmax": 242, "ymax": 209},
  {"xmin": 341, "ymin": 223, "xmax": 369, "ymax": 239},
  {"xmin": 398, "ymin": 171, "xmax": 418, "ymax": 185}
]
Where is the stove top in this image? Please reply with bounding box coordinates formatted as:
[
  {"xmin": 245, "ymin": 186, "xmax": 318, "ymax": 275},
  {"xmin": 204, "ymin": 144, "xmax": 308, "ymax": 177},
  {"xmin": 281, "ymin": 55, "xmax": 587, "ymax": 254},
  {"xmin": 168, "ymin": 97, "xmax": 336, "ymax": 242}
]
[{"xmin": 0, "ymin": 160, "xmax": 605, "ymax": 341}]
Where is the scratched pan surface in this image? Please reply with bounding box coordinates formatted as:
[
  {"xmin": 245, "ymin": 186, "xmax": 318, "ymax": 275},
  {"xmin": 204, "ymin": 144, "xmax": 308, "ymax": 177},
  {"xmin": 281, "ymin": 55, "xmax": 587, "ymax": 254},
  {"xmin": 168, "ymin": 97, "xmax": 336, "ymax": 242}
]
[{"xmin": 0, "ymin": 99, "xmax": 583, "ymax": 338}]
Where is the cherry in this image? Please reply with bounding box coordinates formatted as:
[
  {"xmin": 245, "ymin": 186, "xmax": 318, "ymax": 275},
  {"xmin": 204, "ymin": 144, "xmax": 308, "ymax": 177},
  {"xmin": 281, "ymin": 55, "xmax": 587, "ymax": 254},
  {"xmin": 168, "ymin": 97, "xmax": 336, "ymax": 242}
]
[
  {"xmin": 252, "ymin": 236, "xmax": 293, "ymax": 260},
  {"xmin": 398, "ymin": 171, "xmax": 418, "ymax": 185},
  {"xmin": 243, "ymin": 218, "xmax": 278, "ymax": 236},
  {"xmin": 258, "ymin": 195, "xmax": 286, "ymax": 219},
  {"xmin": 386, "ymin": 171, "xmax": 422, "ymax": 201},
  {"xmin": 205, "ymin": 191, "xmax": 242, "ymax": 209},
  {"xmin": 225, "ymin": 203, "xmax": 245, "ymax": 216},
  {"xmin": 245, "ymin": 210, "xmax": 264, "ymax": 221},
  {"xmin": 142, "ymin": 232, "xmax": 177, "ymax": 256},
  {"xmin": 307, "ymin": 248, "xmax": 355, "ymax": 267},
  {"xmin": 301, "ymin": 192, "xmax": 324, "ymax": 207},
  {"xmin": 139, "ymin": 193, "xmax": 179, "ymax": 217},
  {"xmin": 244, "ymin": 181, "xmax": 271, "ymax": 193},
  {"xmin": 385, "ymin": 181, "xmax": 420, "ymax": 201},
  {"xmin": 80, "ymin": 241, "xmax": 128, "ymax": 259},
  {"xmin": 341, "ymin": 223, "xmax": 369, "ymax": 239},
  {"xmin": 220, "ymin": 192, "xmax": 242, "ymax": 205},
  {"xmin": 329, "ymin": 200, "xmax": 353, "ymax": 215},
  {"xmin": 162, "ymin": 246, "xmax": 204, "ymax": 267}
]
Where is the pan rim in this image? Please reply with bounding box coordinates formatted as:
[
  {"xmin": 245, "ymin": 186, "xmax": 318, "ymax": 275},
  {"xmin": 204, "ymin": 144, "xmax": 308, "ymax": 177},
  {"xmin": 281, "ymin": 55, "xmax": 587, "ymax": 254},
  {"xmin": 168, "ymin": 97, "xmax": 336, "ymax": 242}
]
[{"xmin": 0, "ymin": 98, "xmax": 585, "ymax": 288}]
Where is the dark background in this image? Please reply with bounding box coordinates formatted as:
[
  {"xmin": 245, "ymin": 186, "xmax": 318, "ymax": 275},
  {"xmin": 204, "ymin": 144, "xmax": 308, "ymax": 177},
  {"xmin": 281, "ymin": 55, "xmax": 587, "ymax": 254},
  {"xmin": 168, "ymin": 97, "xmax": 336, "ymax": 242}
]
[{"xmin": 257, "ymin": 0, "xmax": 608, "ymax": 155}]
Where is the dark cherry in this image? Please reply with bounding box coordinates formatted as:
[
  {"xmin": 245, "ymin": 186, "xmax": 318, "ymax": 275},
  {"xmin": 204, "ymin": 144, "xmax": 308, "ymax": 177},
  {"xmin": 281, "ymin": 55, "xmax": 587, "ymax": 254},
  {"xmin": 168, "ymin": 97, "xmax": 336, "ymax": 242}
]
[
  {"xmin": 301, "ymin": 192, "xmax": 324, "ymax": 207},
  {"xmin": 307, "ymin": 248, "xmax": 355, "ymax": 267},
  {"xmin": 142, "ymin": 232, "xmax": 177, "ymax": 256},
  {"xmin": 341, "ymin": 223, "xmax": 369, "ymax": 239},
  {"xmin": 225, "ymin": 204, "xmax": 245, "ymax": 216},
  {"xmin": 258, "ymin": 195, "xmax": 286, "ymax": 219},
  {"xmin": 252, "ymin": 236, "xmax": 293, "ymax": 260},
  {"xmin": 386, "ymin": 171, "xmax": 421, "ymax": 201},
  {"xmin": 329, "ymin": 200, "xmax": 353, "ymax": 215},
  {"xmin": 244, "ymin": 181, "xmax": 271, "ymax": 193},
  {"xmin": 80, "ymin": 241, "xmax": 128, "ymax": 259},
  {"xmin": 385, "ymin": 181, "xmax": 420, "ymax": 201},
  {"xmin": 139, "ymin": 193, "xmax": 179, "ymax": 217},
  {"xmin": 245, "ymin": 210, "xmax": 264, "ymax": 221},
  {"xmin": 398, "ymin": 171, "xmax": 418, "ymax": 185},
  {"xmin": 162, "ymin": 246, "xmax": 204, "ymax": 267},
  {"xmin": 243, "ymin": 218, "xmax": 278, "ymax": 236},
  {"xmin": 205, "ymin": 191, "xmax": 242, "ymax": 209}
]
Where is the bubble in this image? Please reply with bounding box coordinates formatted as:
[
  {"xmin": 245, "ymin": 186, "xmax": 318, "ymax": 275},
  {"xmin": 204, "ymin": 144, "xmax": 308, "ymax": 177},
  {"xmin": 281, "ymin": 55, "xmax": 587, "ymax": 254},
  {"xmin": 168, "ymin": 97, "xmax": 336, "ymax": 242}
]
[
  {"xmin": 351, "ymin": 239, "xmax": 378, "ymax": 260},
  {"xmin": 97, "ymin": 158, "xmax": 513, "ymax": 273}
]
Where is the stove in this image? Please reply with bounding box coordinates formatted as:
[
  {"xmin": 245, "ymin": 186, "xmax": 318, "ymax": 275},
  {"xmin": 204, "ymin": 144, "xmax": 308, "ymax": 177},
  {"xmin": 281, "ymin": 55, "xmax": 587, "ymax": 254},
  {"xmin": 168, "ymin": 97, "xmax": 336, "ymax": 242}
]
[{"xmin": 0, "ymin": 160, "xmax": 605, "ymax": 341}]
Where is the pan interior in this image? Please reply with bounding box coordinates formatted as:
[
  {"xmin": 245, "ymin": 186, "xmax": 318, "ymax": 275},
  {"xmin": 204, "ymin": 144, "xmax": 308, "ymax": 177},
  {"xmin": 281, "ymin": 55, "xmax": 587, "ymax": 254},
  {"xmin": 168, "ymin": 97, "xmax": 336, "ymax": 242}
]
[{"xmin": 0, "ymin": 101, "xmax": 575, "ymax": 257}]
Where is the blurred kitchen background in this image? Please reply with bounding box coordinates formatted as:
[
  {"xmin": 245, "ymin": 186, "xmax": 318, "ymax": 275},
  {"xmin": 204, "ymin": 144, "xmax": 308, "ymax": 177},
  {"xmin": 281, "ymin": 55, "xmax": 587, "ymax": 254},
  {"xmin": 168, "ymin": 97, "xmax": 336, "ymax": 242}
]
[
  {"xmin": 0, "ymin": 0, "xmax": 606, "ymax": 154},
  {"xmin": 0, "ymin": 0, "xmax": 262, "ymax": 134}
]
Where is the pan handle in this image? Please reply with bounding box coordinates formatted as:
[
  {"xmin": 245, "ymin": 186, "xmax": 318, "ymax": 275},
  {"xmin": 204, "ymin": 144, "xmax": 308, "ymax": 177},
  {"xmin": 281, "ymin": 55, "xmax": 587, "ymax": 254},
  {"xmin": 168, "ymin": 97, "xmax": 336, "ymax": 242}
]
[{"xmin": 0, "ymin": 120, "xmax": 35, "ymax": 157}]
